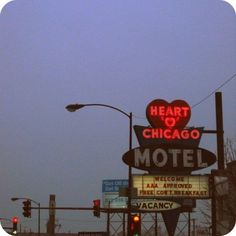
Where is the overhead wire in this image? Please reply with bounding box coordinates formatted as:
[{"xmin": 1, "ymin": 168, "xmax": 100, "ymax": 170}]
[
  {"xmin": 133, "ymin": 73, "xmax": 236, "ymax": 119},
  {"xmin": 191, "ymin": 73, "xmax": 236, "ymax": 109}
]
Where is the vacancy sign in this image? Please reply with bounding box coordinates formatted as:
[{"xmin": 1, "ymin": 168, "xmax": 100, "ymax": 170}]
[
  {"xmin": 133, "ymin": 174, "xmax": 210, "ymax": 198},
  {"xmin": 132, "ymin": 199, "xmax": 181, "ymax": 211}
]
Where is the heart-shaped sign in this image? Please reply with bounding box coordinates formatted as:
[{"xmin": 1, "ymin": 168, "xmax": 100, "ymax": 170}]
[{"xmin": 146, "ymin": 99, "xmax": 191, "ymax": 129}]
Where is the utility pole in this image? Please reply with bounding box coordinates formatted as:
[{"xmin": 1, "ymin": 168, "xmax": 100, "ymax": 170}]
[
  {"xmin": 47, "ymin": 194, "xmax": 56, "ymax": 235},
  {"xmin": 215, "ymin": 92, "xmax": 225, "ymax": 171},
  {"xmin": 211, "ymin": 92, "xmax": 225, "ymax": 236}
]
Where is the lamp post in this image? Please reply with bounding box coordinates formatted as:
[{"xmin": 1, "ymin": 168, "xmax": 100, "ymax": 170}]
[
  {"xmin": 11, "ymin": 197, "xmax": 40, "ymax": 236},
  {"xmin": 66, "ymin": 103, "xmax": 133, "ymax": 235}
]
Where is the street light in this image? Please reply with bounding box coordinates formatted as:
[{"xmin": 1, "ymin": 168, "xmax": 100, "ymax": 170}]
[
  {"xmin": 11, "ymin": 197, "xmax": 40, "ymax": 236},
  {"xmin": 66, "ymin": 103, "xmax": 133, "ymax": 235}
]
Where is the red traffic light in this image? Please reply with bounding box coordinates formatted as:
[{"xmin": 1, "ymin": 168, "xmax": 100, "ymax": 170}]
[
  {"xmin": 93, "ymin": 199, "xmax": 100, "ymax": 206},
  {"xmin": 12, "ymin": 217, "xmax": 18, "ymax": 234},
  {"xmin": 12, "ymin": 217, "xmax": 18, "ymax": 223},
  {"xmin": 93, "ymin": 199, "xmax": 101, "ymax": 218}
]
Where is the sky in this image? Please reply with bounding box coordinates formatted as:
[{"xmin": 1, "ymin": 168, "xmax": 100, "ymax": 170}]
[{"xmin": 0, "ymin": 0, "xmax": 236, "ymax": 233}]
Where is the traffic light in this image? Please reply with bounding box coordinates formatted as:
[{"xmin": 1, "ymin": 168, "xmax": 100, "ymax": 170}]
[
  {"xmin": 130, "ymin": 214, "xmax": 141, "ymax": 236},
  {"xmin": 12, "ymin": 217, "xmax": 18, "ymax": 235},
  {"xmin": 93, "ymin": 199, "xmax": 100, "ymax": 217},
  {"xmin": 22, "ymin": 200, "xmax": 31, "ymax": 218}
]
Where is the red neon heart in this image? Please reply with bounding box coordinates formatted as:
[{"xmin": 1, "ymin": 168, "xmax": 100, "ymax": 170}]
[
  {"xmin": 146, "ymin": 99, "xmax": 191, "ymax": 129},
  {"xmin": 164, "ymin": 117, "xmax": 176, "ymax": 128}
]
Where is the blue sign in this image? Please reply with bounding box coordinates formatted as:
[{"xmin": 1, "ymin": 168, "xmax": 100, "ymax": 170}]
[
  {"xmin": 102, "ymin": 179, "xmax": 128, "ymax": 208},
  {"xmin": 102, "ymin": 179, "xmax": 128, "ymax": 192}
]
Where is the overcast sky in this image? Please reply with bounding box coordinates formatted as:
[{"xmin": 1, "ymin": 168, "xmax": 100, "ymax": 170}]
[{"xmin": 0, "ymin": 0, "xmax": 236, "ymax": 233}]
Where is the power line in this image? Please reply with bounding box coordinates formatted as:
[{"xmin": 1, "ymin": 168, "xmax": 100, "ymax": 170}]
[
  {"xmin": 132, "ymin": 73, "xmax": 236, "ymax": 119},
  {"xmin": 191, "ymin": 73, "xmax": 236, "ymax": 109}
]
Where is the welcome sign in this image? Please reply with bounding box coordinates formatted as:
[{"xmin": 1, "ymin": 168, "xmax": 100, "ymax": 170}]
[{"xmin": 132, "ymin": 174, "xmax": 210, "ymax": 199}]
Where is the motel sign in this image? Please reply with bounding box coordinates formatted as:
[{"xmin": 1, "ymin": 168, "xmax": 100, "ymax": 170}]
[{"xmin": 122, "ymin": 98, "xmax": 217, "ymax": 235}]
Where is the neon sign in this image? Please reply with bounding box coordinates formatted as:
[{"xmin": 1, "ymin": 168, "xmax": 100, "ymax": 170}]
[
  {"xmin": 144, "ymin": 99, "xmax": 200, "ymax": 141},
  {"xmin": 146, "ymin": 99, "xmax": 191, "ymax": 129},
  {"xmin": 142, "ymin": 127, "xmax": 200, "ymax": 140}
]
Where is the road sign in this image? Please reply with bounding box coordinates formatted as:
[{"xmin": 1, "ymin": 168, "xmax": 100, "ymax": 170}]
[
  {"xmin": 102, "ymin": 179, "xmax": 128, "ymax": 192},
  {"xmin": 102, "ymin": 179, "xmax": 128, "ymax": 208}
]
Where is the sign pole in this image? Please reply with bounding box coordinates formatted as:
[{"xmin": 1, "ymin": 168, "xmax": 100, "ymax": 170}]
[
  {"xmin": 155, "ymin": 213, "xmax": 158, "ymax": 236},
  {"xmin": 123, "ymin": 213, "xmax": 125, "ymax": 236},
  {"xmin": 211, "ymin": 170, "xmax": 216, "ymax": 236},
  {"xmin": 188, "ymin": 212, "xmax": 191, "ymax": 236},
  {"xmin": 107, "ymin": 203, "xmax": 110, "ymax": 236}
]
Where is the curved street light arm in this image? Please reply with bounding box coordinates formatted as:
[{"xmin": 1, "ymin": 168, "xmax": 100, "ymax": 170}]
[
  {"xmin": 11, "ymin": 197, "xmax": 40, "ymax": 236},
  {"xmin": 11, "ymin": 197, "xmax": 40, "ymax": 207},
  {"xmin": 66, "ymin": 103, "xmax": 131, "ymax": 119},
  {"xmin": 65, "ymin": 102, "xmax": 133, "ymax": 235}
]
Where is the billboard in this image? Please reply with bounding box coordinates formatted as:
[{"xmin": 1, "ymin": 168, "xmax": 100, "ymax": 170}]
[
  {"xmin": 132, "ymin": 174, "xmax": 210, "ymax": 199},
  {"xmin": 102, "ymin": 179, "xmax": 128, "ymax": 208}
]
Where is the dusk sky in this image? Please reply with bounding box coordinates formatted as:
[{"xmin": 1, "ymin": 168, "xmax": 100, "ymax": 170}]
[{"xmin": 0, "ymin": 0, "xmax": 236, "ymax": 233}]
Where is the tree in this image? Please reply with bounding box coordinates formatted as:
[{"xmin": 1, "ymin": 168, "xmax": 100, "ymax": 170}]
[
  {"xmin": 200, "ymin": 138, "xmax": 236, "ymax": 235},
  {"xmin": 224, "ymin": 138, "xmax": 236, "ymax": 164}
]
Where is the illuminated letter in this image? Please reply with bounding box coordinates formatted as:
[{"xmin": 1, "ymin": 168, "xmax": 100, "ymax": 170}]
[
  {"xmin": 181, "ymin": 130, "xmax": 189, "ymax": 139},
  {"xmin": 152, "ymin": 149, "xmax": 168, "ymax": 167},
  {"xmin": 151, "ymin": 128, "xmax": 159, "ymax": 138},
  {"xmin": 150, "ymin": 106, "xmax": 158, "ymax": 116},
  {"xmin": 135, "ymin": 149, "xmax": 150, "ymax": 167},
  {"xmin": 197, "ymin": 150, "xmax": 207, "ymax": 167},
  {"xmin": 191, "ymin": 129, "xmax": 200, "ymax": 139},
  {"xmin": 158, "ymin": 106, "xmax": 165, "ymax": 116},
  {"xmin": 172, "ymin": 129, "xmax": 181, "ymax": 139},
  {"xmin": 183, "ymin": 149, "xmax": 194, "ymax": 167},
  {"xmin": 165, "ymin": 106, "xmax": 174, "ymax": 116},
  {"xmin": 181, "ymin": 106, "xmax": 190, "ymax": 117},
  {"xmin": 143, "ymin": 129, "xmax": 151, "ymax": 138},
  {"xmin": 174, "ymin": 107, "xmax": 181, "ymax": 116},
  {"xmin": 163, "ymin": 129, "xmax": 171, "ymax": 139}
]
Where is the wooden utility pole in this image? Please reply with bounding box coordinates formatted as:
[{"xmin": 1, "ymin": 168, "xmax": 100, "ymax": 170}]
[
  {"xmin": 47, "ymin": 194, "xmax": 56, "ymax": 235},
  {"xmin": 212, "ymin": 92, "xmax": 225, "ymax": 236},
  {"xmin": 215, "ymin": 92, "xmax": 225, "ymax": 170}
]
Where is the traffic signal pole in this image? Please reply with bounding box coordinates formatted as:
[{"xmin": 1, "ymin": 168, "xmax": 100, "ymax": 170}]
[
  {"xmin": 38, "ymin": 202, "xmax": 41, "ymax": 236},
  {"xmin": 11, "ymin": 197, "xmax": 40, "ymax": 236}
]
